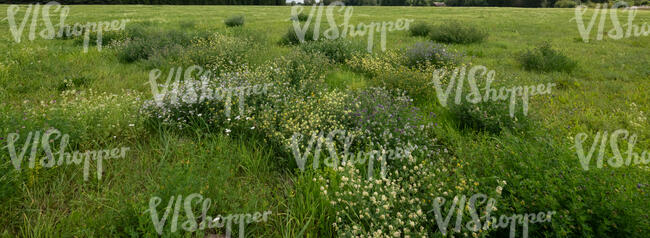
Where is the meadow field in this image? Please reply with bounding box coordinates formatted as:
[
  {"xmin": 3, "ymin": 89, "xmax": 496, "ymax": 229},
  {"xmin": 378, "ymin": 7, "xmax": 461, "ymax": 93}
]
[{"xmin": 0, "ymin": 3, "xmax": 649, "ymax": 238}]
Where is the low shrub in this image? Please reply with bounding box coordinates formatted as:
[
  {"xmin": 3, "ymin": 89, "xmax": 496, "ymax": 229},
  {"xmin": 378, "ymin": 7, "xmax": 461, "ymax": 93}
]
[
  {"xmin": 346, "ymin": 88, "xmax": 438, "ymax": 152},
  {"xmin": 409, "ymin": 22, "xmax": 433, "ymax": 37},
  {"xmin": 116, "ymin": 28, "xmax": 193, "ymax": 63},
  {"xmin": 429, "ymin": 21, "xmax": 488, "ymax": 44},
  {"xmin": 141, "ymin": 67, "xmax": 271, "ymax": 132},
  {"xmin": 116, "ymin": 38, "xmax": 150, "ymax": 63},
  {"xmin": 554, "ymin": 0, "xmax": 577, "ymax": 8},
  {"xmin": 279, "ymin": 26, "xmax": 317, "ymax": 45},
  {"xmin": 519, "ymin": 42, "xmax": 577, "ymax": 73},
  {"xmin": 291, "ymin": 12, "xmax": 309, "ymax": 22},
  {"xmin": 224, "ymin": 15, "xmax": 245, "ymax": 27},
  {"xmin": 268, "ymin": 50, "xmax": 332, "ymax": 93},
  {"xmin": 404, "ymin": 41, "xmax": 458, "ymax": 68},
  {"xmin": 299, "ymin": 39, "xmax": 366, "ymax": 63},
  {"xmin": 449, "ymin": 96, "xmax": 532, "ymax": 134},
  {"xmin": 181, "ymin": 33, "xmax": 253, "ymax": 73},
  {"xmin": 373, "ymin": 67, "xmax": 436, "ymax": 103},
  {"xmin": 612, "ymin": 1, "xmax": 630, "ymax": 8},
  {"xmin": 114, "ymin": 24, "xmax": 251, "ymax": 72}
]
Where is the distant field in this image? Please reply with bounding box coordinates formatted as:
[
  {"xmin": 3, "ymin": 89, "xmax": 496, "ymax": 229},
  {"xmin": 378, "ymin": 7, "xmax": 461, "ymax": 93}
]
[{"xmin": 0, "ymin": 5, "xmax": 649, "ymax": 238}]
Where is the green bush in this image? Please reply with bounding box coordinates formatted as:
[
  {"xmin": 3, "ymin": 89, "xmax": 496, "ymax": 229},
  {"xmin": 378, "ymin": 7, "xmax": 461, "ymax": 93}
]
[
  {"xmin": 409, "ymin": 22, "xmax": 433, "ymax": 37},
  {"xmin": 117, "ymin": 38, "xmax": 151, "ymax": 63},
  {"xmin": 454, "ymin": 132, "xmax": 650, "ymax": 238},
  {"xmin": 299, "ymin": 39, "xmax": 366, "ymax": 63},
  {"xmin": 554, "ymin": 0, "xmax": 577, "ymax": 8},
  {"xmin": 74, "ymin": 30, "xmax": 127, "ymax": 47},
  {"xmin": 279, "ymin": 26, "xmax": 317, "ymax": 45},
  {"xmin": 114, "ymin": 24, "xmax": 252, "ymax": 72},
  {"xmin": 180, "ymin": 33, "xmax": 253, "ymax": 73},
  {"xmin": 291, "ymin": 12, "xmax": 309, "ymax": 22},
  {"xmin": 268, "ymin": 50, "xmax": 331, "ymax": 92},
  {"xmin": 449, "ymin": 96, "xmax": 532, "ymax": 134},
  {"xmin": 404, "ymin": 41, "xmax": 458, "ymax": 68},
  {"xmin": 642, "ymin": 0, "xmax": 650, "ymax": 6},
  {"xmin": 429, "ymin": 21, "xmax": 488, "ymax": 44},
  {"xmin": 116, "ymin": 27, "xmax": 193, "ymax": 63},
  {"xmin": 372, "ymin": 67, "xmax": 436, "ymax": 103},
  {"xmin": 519, "ymin": 42, "xmax": 577, "ymax": 73},
  {"xmin": 612, "ymin": 1, "xmax": 630, "ymax": 8},
  {"xmin": 224, "ymin": 15, "xmax": 245, "ymax": 27}
]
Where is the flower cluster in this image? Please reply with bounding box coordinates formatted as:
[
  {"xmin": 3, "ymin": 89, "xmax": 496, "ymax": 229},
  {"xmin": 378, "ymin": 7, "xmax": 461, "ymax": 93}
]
[
  {"xmin": 141, "ymin": 67, "xmax": 272, "ymax": 133},
  {"xmin": 346, "ymin": 88, "xmax": 437, "ymax": 156},
  {"xmin": 319, "ymin": 156, "xmax": 431, "ymax": 238}
]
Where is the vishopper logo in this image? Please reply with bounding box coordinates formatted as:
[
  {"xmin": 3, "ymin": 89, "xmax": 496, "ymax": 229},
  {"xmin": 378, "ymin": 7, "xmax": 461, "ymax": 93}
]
[
  {"xmin": 431, "ymin": 65, "xmax": 555, "ymax": 117},
  {"xmin": 290, "ymin": 1, "xmax": 414, "ymax": 52},
  {"xmin": 2, "ymin": 128, "xmax": 130, "ymax": 181},
  {"xmin": 290, "ymin": 129, "xmax": 415, "ymax": 180},
  {"xmin": 428, "ymin": 192, "xmax": 555, "ymax": 238},
  {"xmin": 573, "ymin": 129, "xmax": 649, "ymax": 170},
  {"xmin": 146, "ymin": 65, "xmax": 272, "ymax": 119},
  {"xmin": 4, "ymin": 1, "xmax": 130, "ymax": 52},
  {"xmin": 573, "ymin": 2, "xmax": 649, "ymax": 43},
  {"xmin": 145, "ymin": 193, "xmax": 271, "ymax": 237}
]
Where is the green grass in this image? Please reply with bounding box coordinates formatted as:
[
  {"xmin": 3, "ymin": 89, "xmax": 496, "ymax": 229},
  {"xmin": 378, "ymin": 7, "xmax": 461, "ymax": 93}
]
[
  {"xmin": 325, "ymin": 71, "xmax": 367, "ymax": 90},
  {"xmin": 0, "ymin": 5, "xmax": 649, "ymax": 238}
]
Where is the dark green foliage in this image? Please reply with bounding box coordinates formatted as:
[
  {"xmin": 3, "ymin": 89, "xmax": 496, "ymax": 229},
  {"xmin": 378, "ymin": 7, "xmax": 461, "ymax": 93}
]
[
  {"xmin": 279, "ymin": 26, "xmax": 317, "ymax": 45},
  {"xmin": 73, "ymin": 30, "xmax": 128, "ymax": 47},
  {"xmin": 429, "ymin": 21, "xmax": 488, "ymax": 44},
  {"xmin": 519, "ymin": 42, "xmax": 577, "ymax": 73},
  {"xmin": 224, "ymin": 15, "xmax": 245, "ymax": 27},
  {"xmin": 409, "ymin": 22, "xmax": 433, "ymax": 37},
  {"xmin": 449, "ymin": 97, "xmax": 532, "ymax": 134},
  {"xmin": 0, "ymin": 0, "xmax": 285, "ymax": 5},
  {"xmin": 554, "ymin": 0, "xmax": 577, "ymax": 8},
  {"xmin": 291, "ymin": 12, "xmax": 309, "ymax": 22}
]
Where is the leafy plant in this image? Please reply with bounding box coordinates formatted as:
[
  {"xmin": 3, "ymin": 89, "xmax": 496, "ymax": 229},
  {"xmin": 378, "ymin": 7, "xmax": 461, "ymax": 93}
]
[
  {"xmin": 519, "ymin": 42, "xmax": 577, "ymax": 73},
  {"xmin": 404, "ymin": 41, "xmax": 458, "ymax": 68},
  {"xmin": 409, "ymin": 22, "xmax": 433, "ymax": 37},
  {"xmin": 280, "ymin": 26, "xmax": 317, "ymax": 45},
  {"xmin": 429, "ymin": 21, "xmax": 488, "ymax": 44},
  {"xmin": 299, "ymin": 39, "xmax": 366, "ymax": 63},
  {"xmin": 224, "ymin": 15, "xmax": 245, "ymax": 27},
  {"xmin": 115, "ymin": 27, "xmax": 193, "ymax": 63},
  {"xmin": 291, "ymin": 12, "xmax": 309, "ymax": 22},
  {"xmin": 449, "ymin": 97, "xmax": 532, "ymax": 134},
  {"xmin": 554, "ymin": 0, "xmax": 577, "ymax": 8}
]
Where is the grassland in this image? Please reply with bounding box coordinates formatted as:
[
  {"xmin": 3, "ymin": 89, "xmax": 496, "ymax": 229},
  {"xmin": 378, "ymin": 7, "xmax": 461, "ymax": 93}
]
[{"xmin": 0, "ymin": 5, "xmax": 649, "ymax": 238}]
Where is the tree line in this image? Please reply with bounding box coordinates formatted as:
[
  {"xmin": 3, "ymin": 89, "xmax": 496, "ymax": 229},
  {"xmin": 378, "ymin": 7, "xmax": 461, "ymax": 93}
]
[
  {"xmin": 312, "ymin": 0, "xmax": 619, "ymax": 7},
  {"xmin": 0, "ymin": 0, "xmax": 286, "ymax": 5}
]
